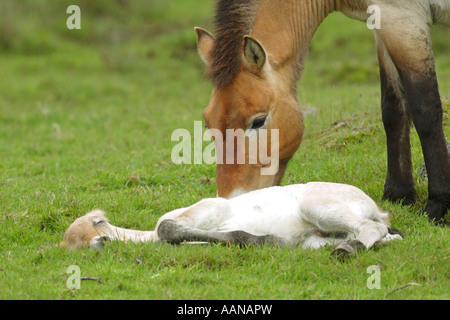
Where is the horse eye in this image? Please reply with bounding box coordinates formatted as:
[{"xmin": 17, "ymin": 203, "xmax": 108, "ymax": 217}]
[{"xmin": 251, "ymin": 115, "xmax": 267, "ymax": 129}]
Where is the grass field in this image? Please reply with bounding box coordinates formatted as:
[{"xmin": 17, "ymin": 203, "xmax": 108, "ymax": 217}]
[{"xmin": 0, "ymin": 0, "xmax": 449, "ymax": 300}]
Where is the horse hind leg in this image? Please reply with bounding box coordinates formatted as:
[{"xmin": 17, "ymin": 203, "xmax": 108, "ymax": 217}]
[
  {"xmin": 330, "ymin": 224, "xmax": 404, "ymax": 260},
  {"xmin": 301, "ymin": 199, "xmax": 396, "ymax": 261},
  {"xmin": 375, "ymin": 6, "xmax": 450, "ymax": 224},
  {"xmin": 375, "ymin": 32, "xmax": 416, "ymax": 206},
  {"xmin": 329, "ymin": 219, "xmax": 392, "ymax": 261}
]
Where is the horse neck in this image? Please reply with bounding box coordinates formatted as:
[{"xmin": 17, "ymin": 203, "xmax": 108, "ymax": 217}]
[
  {"xmin": 251, "ymin": 0, "xmax": 336, "ymax": 83},
  {"xmin": 104, "ymin": 224, "xmax": 157, "ymax": 243}
]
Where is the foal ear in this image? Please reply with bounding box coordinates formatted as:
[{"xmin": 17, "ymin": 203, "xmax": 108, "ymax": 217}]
[
  {"xmin": 195, "ymin": 27, "xmax": 215, "ymax": 66},
  {"xmin": 242, "ymin": 36, "xmax": 267, "ymax": 76}
]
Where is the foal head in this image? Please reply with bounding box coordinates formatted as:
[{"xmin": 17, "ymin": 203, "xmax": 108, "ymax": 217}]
[{"xmin": 195, "ymin": 28, "xmax": 304, "ymax": 198}]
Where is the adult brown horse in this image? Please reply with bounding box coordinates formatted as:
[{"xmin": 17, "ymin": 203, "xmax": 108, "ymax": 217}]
[{"xmin": 194, "ymin": 0, "xmax": 450, "ymax": 224}]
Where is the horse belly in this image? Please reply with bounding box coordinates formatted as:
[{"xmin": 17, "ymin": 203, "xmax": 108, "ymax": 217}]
[{"xmin": 217, "ymin": 199, "xmax": 309, "ymax": 244}]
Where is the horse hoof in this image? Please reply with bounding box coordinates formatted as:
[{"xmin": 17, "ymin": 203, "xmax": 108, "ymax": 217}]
[
  {"xmin": 422, "ymin": 199, "xmax": 449, "ymax": 226},
  {"xmin": 330, "ymin": 240, "xmax": 365, "ymax": 262},
  {"xmin": 388, "ymin": 227, "xmax": 405, "ymax": 238}
]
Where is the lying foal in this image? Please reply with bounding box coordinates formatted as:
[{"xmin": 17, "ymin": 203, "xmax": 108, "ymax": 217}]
[{"xmin": 62, "ymin": 182, "xmax": 403, "ymax": 260}]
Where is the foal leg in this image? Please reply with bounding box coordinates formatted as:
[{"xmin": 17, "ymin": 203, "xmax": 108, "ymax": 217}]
[
  {"xmin": 374, "ymin": 6, "xmax": 450, "ymax": 224},
  {"xmin": 331, "ymin": 218, "xmax": 390, "ymax": 260},
  {"xmin": 301, "ymin": 199, "xmax": 391, "ymax": 260},
  {"xmin": 157, "ymin": 219, "xmax": 273, "ymax": 246},
  {"xmin": 155, "ymin": 198, "xmax": 274, "ymax": 246}
]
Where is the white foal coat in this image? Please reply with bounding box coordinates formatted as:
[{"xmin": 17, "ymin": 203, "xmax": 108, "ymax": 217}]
[{"xmin": 62, "ymin": 182, "xmax": 402, "ymax": 256}]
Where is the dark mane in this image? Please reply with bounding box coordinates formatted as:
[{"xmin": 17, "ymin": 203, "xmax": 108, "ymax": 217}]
[{"xmin": 209, "ymin": 0, "xmax": 259, "ymax": 87}]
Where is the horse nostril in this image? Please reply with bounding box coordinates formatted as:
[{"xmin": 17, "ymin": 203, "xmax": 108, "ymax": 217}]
[{"xmin": 100, "ymin": 236, "xmax": 111, "ymax": 243}]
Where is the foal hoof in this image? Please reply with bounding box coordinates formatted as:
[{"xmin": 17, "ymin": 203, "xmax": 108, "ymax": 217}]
[
  {"xmin": 388, "ymin": 227, "xmax": 405, "ymax": 238},
  {"xmin": 330, "ymin": 240, "xmax": 365, "ymax": 262}
]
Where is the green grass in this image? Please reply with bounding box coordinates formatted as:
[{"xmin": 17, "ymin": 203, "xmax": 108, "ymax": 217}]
[{"xmin": 0, "ymin": 1, "xmax": 449, "ymax": 300}]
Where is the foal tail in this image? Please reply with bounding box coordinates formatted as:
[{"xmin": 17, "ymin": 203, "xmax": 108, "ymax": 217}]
[
  {"xmin": 377, "ymin": 210, "xmax": 391, "ymax": 227},
  {"xmin": 61, "ymin": 209, "xmax": 157, "ymax": 250}
]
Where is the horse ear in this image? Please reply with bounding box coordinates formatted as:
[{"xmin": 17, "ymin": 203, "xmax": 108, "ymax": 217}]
[
  {"xmin": 242, "ymin": 36, "xmax": 267, "ymax": 76},
  {"xmin": 195, "ymin": 27, "xmax": 215, "ymax": 66}
]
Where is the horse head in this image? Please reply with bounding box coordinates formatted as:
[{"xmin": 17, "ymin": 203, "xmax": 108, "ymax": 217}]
[{"xmin": 195, "ymin": 27, "xmax": 304, "ymax": 198}]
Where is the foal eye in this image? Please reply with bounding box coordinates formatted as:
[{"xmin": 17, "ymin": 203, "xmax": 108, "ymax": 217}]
[{"xmin": 250, "ymin": 115, "xmax": 267, "ymax": 129}]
